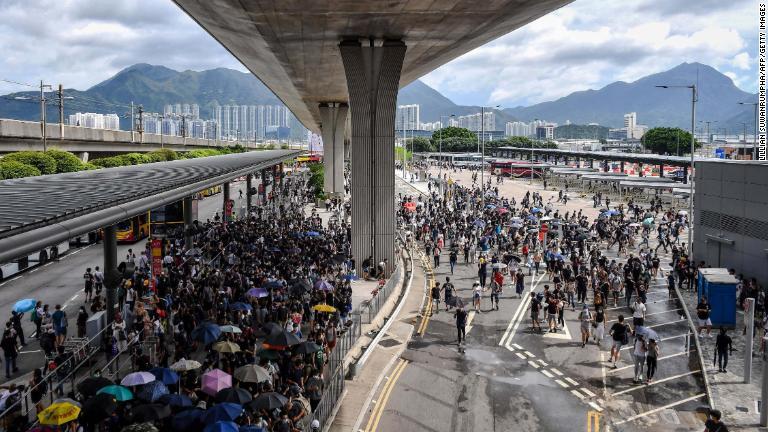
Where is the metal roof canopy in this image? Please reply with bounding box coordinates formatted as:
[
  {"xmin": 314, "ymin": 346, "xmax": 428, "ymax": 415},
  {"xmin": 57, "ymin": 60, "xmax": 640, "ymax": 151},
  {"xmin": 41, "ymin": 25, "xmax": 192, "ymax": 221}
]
[
  {"xmin": 495, "ymin": 147, "xmax": 713, "ymax": 167},
  {"xmin": 0, "ymin": 149, "xmax": 300, "ymax": 263}
]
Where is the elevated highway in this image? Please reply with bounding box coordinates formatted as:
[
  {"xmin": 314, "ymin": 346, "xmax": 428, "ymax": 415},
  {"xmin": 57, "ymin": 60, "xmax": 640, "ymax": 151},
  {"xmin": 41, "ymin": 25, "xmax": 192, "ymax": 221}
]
[
  {"xmin": 0, "ymin": 118, "xmax": 260, "ymax": 158},
  {"xmin": 172, "ymin": 0, "xmax": 574, "ymax": 271}
]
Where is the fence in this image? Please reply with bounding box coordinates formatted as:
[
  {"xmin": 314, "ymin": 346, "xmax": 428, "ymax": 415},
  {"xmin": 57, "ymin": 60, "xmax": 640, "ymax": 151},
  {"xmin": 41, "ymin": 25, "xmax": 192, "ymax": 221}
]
[{"xmin": 0, "ymin": 323, "xmax": 147, "ymax": 428}]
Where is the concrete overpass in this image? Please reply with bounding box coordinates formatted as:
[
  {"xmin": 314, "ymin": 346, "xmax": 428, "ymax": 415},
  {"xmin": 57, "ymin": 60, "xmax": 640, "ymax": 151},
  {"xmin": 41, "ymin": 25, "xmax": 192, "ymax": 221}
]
[
  {"xmin": 0, "ymin": 119, "xmax": 260, "ymax": 160},
  {"xmin": 172, "ymin": 0, "xmax": 573, "ymax": 270}
]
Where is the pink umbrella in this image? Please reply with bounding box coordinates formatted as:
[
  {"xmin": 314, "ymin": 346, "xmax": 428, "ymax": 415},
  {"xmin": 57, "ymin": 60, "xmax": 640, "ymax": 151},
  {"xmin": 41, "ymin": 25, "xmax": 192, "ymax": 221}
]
[
  {"xmin": 202, "ymin": 369, "xmax": 232, "ymax": 396},
  {"xmin": 497, "ymin": 207, "xmax": 509, "ymax": 214}
]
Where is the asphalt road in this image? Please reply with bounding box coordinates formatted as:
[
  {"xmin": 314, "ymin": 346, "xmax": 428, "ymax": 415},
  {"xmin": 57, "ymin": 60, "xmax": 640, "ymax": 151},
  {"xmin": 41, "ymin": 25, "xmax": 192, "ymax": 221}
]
[
  {"xmin": 0, "ymin": 181, "xmax": 247, "ymax": 384},
  {"xmin": 362, "ymin": 177, "xmax": 708, "ymax": 432}
]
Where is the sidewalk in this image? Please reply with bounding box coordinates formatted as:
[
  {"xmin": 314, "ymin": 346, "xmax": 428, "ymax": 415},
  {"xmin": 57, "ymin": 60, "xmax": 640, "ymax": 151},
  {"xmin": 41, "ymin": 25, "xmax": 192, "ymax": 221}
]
[{"xmin": 680, "ymin": 289, "xmax": 768, "ymax": 430}]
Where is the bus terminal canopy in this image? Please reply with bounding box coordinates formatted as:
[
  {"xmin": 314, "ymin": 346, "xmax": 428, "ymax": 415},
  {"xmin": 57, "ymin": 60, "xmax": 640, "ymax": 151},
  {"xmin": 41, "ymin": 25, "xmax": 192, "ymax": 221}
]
[
  {"xmin": 0, "ymin": 149, "xmax": 300, "ymax": 263},
  {"xmin": 493, "ymin": 147, "xmax": 716, "ymax": 167}
]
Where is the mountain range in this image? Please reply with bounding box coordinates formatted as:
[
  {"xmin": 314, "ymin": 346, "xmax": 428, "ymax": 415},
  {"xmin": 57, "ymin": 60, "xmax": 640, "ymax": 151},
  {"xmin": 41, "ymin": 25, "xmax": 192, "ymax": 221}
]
[{"xmin": 0, "ymin": 62, "xmax": 756, "ymax": 133}]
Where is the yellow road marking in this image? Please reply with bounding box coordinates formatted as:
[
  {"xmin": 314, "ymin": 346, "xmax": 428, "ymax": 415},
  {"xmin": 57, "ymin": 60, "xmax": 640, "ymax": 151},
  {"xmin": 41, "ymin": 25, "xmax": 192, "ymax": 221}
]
[
  {"xmin": 587, "ymin": 410, "xmax": 601, "ymax": 431},
  {"xmin": 365, "ymin": 358, "xmax": 409, "ymax": 432}
]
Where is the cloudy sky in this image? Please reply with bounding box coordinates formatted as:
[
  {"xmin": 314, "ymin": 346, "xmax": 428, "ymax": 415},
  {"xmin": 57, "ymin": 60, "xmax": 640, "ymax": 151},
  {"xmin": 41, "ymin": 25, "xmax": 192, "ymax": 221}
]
[{"xmin": 0, "ymin": 0, "xmax": 757, "ymax": 107}]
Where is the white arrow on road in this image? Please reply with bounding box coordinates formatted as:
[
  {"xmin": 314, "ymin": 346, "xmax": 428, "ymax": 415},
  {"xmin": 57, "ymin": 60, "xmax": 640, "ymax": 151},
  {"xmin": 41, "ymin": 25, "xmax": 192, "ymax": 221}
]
[{"xmin": 466, "ymin": 311, "xmax": 476, "ymax": 334}]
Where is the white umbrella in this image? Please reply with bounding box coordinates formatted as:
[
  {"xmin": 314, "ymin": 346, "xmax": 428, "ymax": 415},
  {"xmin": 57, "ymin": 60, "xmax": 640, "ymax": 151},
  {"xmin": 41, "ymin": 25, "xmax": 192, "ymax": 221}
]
[
  {"xmin": 678, "ymin": 210, "xmax": 688, "ymax": 216},
  {"xmin": 170, "ymin": 358, "xmax": 202, "ymax": 372},
  {"xmin": 491, "ymin": 263, "xmax": 507, "ymax": 269}
]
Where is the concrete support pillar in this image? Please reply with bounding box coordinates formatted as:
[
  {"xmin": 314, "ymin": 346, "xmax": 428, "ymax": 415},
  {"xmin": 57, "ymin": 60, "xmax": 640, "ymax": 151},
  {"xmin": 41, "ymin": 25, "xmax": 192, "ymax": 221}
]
[
  {"xmin": 604, "ymin": 160, "xmax": 610, "ymax": 172},
  {"xmin": 620, "ymin": 161, "xmax": 625, "ymax": 173},
  {"xmin": 183, "ymin": 196, "xmax": 193, "ymax": 248},
  {"xmin": 319, "ymin": 102, "xmax": 349, "ymax": 195},
  {"xmin": 638, "ymin": 162, "xmax": 644, "ymax": 177},
  {"xmin": 76, "ymin": 152, "xmax": 89, "ymax": 163},
  {"xmin": 223, "ymin": 182, "xmax": 230, "ymax": 222},
  {"xmin": 261, "ymin": 169, "xmax": 268, "ymax": 203},
  {"xmin": 340, "ymin": 38, "xmax": 406, "ymax": 274},
  {"xmin": 103, "ymin": 225, "xmax": 117, "ymax": 324},
  {"xmin": 659, "ymin": 163, "xmax": 665, "ymax": 177},
  {"xmin": 246, "ymin": 174, "xmax": 253, "ymax": 211},
  {"xmin": 589, "ymin": 159, "xmax": 594, "ymax": 168},
  {"xmin": 564, "ymin": 157, "xmax": 569, "ymax": 166},
  {"xmin": 576, "ymin": 157, "xmax": 580, "ymax": 167},
  {"xmin": 683, "ymin": 166, "xmax": 689, "ymax": 184}
]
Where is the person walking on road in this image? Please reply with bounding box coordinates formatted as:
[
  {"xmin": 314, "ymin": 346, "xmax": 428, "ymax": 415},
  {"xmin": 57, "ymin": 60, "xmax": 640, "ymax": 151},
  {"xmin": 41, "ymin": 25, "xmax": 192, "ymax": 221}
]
[
  {"xmin": 515, "ymin": 269, "xmax": 525, "ymax": 299},
  {"xmin": 431, "ymin": 282, "xmax": 441, "ymax": 315},
  {"xmin": 1, "ymin": 322, "xmax": 18, "ymax": 379},
  {"xmin": 697, "ymin": 296, "xmax": 713, "ymax": 337},
  {"xmin": 704, "ymin": 409, "xmax": 729, "ymax": 432},
  {"xmin": 449, "ymin": 249, "xmax": 458, "ymax": 274},
  {"xmin": 83, "ymin": 267, "xmax": 94, "ymax": 303},
  {"xmin": 444, "ymin": 277, "xmax": 455, "ymax": 311},
  {"xmin": 52, "ymin": 304, "xmax": 67, "ymax": 347},
  {"xmin": 632, "ymin": 333, "xmax": 648, "ymax": 383},
  {"xmin": 472, "ymin": 282, "xmax": 482, "ymax": 313},
  {"xmin": 593, "ymin": 304, "xmax": 606, "ymax": 347},
  {"xmin": 631, "ymin": 297, "xmax": 646, "ymax": 327},
  {"xmin": 530, "ymin": 292, "xmax": 542, "ymax": 332},
  {"xmin": 609, "ymin": 315, "xmax": 630, "ymax": 368},
  {"xmin": 93, "ymin": 266, "xmax": 104, "ymax": 298},
  {"xmin": 455, "ymin": 305, "xmax": 468, "ymax": 348},
  {"xmin": 646, "ymin": 338, "xmax": 659, "ymax": 383},
  {"xmin": 579, "ymin": 305, "xmax": 593, "ymax": 348}
]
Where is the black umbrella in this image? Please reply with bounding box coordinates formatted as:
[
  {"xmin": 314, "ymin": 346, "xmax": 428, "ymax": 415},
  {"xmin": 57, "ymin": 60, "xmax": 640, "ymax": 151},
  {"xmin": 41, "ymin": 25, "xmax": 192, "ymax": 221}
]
[
  {"xmin": 293, "ymin": 341, "xmax": 322, "ymax": 355},
  {"xmin": 80, "ymin": 393, "xmax": 117, "ymax": 423},
  {"xmin": 506, "ymin": 255, "xmax": 522, "ymax": 263},
  {"xmin": 77, "ymin": 377, "xmax": 113, "ymax": 397},
  {"xmin": 331, "ymin": 254, "xmax": 346, "ymax": 265},
  {"xmin": 265, "ymin": 330, "xmax": 301, "ymax": 347},
  {"xmin": 262, "ymin": 322, "xmax": 283, "ymax": 335},
  {"xmin": 215, "ymin": 387, "xmax": 253, "ymax": 404},
  {"xmin": 131, "ymin": 403, "xmax": 172, "ymax": 422},
  {"xmin": 246, "ymin": 392, "xmax": 288, "ymax": 412}
]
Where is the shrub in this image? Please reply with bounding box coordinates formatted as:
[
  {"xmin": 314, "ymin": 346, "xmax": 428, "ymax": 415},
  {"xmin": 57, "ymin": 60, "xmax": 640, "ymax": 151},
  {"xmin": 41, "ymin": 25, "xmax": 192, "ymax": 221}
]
[
  {"xmin": 147, "ymin": 149, "xmax": 178, "ymax": 162},
  {"xmin": 264, "ymin": 143, "xmax": 276, "ymax": 150},
  {"xmin": 46, "ymin": 149, "xmax": 84, "ymax": 173},
  {"xmin": 90, "ymin": 156, "xmax": 126, "ymax": 168},
  {"xmin": 0, "ymin": 161, "xmax": 42, "ymax": 179},
  {"xmin": 280, "ymin": 144, "xmax": 289, "ymax": 150},
  {"xmin": 2, "ymin": 151, "xmax": 57, "ymax": 175},
  {"xmin": 82, "ymin": 163, "xmax": 100, "ymax": 170},
  {"xmin": 120, "ymin": 153, "xmax": 151, "ymax": 165}
]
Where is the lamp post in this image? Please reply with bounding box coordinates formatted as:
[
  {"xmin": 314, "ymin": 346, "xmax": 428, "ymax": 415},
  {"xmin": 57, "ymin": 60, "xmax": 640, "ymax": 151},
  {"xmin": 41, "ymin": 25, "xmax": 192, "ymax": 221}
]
[
  {"xmin": 439, "ymin": 114, "xmax": 455, "ymax": 179},
  {"xmin": 739, "ymin": 101, "xmax": 758, "ymax": 159},
  {"xmin": 531, "ymin": 118, "xmax": 539, "ymax": 184},
  {"xmin": 657, "ymin": 84, "xmax": 696, "ymax": 259},
  {"xmin": 480, "ymin": 105, "xmax": 500, "ymax": 212}
]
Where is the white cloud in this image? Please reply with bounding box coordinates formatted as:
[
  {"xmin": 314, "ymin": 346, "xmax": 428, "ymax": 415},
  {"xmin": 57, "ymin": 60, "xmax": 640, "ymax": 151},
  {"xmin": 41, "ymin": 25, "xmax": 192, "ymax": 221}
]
[{"xmin": 423, "ymin": 0, "xmax": 756, "ymax": 106}]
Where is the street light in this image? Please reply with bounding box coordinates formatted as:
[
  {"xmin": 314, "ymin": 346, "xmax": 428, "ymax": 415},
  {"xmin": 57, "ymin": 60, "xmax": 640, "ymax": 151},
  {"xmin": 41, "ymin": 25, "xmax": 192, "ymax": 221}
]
[
  {"xmin": 739, "ymin": 101, "xmax": 758, "ymax": 159},
  {"xmin": 531, "ymin": 118, "xmax": 539, "ymax": 184},
  {"xmin": 439, "ymin": 114, "xmax": 455, "ymax": 179},
  {"xmin": 656, "ymin": 84, "xmax": 696, "ymax": 259}
]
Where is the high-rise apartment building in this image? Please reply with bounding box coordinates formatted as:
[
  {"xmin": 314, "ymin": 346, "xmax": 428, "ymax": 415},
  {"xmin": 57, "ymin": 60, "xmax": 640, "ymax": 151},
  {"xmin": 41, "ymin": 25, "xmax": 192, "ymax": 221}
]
[
  {"xmin": 68, "ymin": 112, "xmax": 120, "ymax": 130},
  {"xmin": 458, "ymin": 111, "xmax": 495, "ymax": 132},
  {"xmin": 505, "ymin": 121, "xmax": 531, "ymax": 137},
  {"xmin": 396, "ymin": 104, "xmax": 420, "ymax": 130}
]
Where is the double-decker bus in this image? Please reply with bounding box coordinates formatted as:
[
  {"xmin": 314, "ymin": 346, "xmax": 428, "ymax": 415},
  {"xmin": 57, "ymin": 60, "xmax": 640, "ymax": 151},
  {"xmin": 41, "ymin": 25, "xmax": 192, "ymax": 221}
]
[
  {"xmin": 491, "ymin": 160, "xmax": 547, "ymax": 178},
  {"xmin": 116, "ymin": 212, "xmax": 150, "ymax": 243}
]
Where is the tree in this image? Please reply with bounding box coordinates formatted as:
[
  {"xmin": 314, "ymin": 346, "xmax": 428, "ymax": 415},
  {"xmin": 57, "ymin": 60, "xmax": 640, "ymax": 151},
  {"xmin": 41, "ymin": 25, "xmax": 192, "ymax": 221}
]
[
  {"xmin": 408, "ymin": 136, "xmax": 434, "ymax": 153},
  {"xmin": 430, "ymin": 127, "xmax": 475, "ymax": 151},
  {"xmin": 643, "ymin": 127, "xmax": 700, "ymax": 155}
]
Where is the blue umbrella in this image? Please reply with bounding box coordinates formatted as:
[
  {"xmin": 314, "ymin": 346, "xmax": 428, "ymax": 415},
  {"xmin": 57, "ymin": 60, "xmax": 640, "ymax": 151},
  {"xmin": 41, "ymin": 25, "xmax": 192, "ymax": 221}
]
[
  {"xmin": 13, "ymin": 299, "xmax": 36, "ymax": 313},
  {"xmin": 191, "ymin": 322, "xmax": 221, "ymax": 345},
  {"xmin": 246, "ymin": 288, "xmax": 269, "ymax": 299},
  {"xmin": 344, "ymin": 274, "xmax": 358, "ymax": 281},
  {"xmin": 531, "ymin": 208, "xmax": 543, "ymax": 213},
  {"xmin": 263, "ymin": 280, "xmax": 283, "ymax": 289},
  {"xmin": 158, "ymin": 394, "xmax": 193, "ymax": 408},
  {"xmin": 202, "ymin": 403, "xmax": 243, "ymax": 424},
  {"xmin": 149, "ymin": 367, "xmax": 179, "ymax": 385},
  {"xmin": 485, "ymin": 204, "xmax": 496, "ymax": 209},
  {"xmin": 473, "ymin": 219, "xmax": 486, "ymax": 228},
  {"xmin": 526, "ymin": 215, "xmax": 538, "ymax": 221},
  {"xmin": 172, "ymin": 408, "xmax": 204, "ymax": 429},
  {"xmin": 266, "ymin": 247, "xmax": 281, "ymax": 252},
  {"xmin": 314, "ymin": 280, "xmax": 334, "ymax": 291},
  {"xmin": 204, "ymin": 421, "xmax": 239, "ymax": 432},
  {"xmin": 229, "ymin": 302, "xmax": 252, "ymax": 312},
  {"xmin": 137, "ymin": 380, "xmax": 169, "ymax": 402},
  {"xmin": 305, "ymin": 231, "xmax": 321, "ymax": 237}
]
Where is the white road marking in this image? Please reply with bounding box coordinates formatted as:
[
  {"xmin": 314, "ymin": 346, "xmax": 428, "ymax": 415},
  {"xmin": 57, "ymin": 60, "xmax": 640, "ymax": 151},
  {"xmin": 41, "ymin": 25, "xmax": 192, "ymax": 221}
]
[
  {"xmin": 645, "ymin": 318, "xmax": 686, "ymax": 329},
  {"xmin": 606, "ymin": 309, "xmax": 682, "ymax": 322},
  {"xmin": 555, "ymin": 379, "xmax": 569, "ymax": 388},
  {"xmin": 499, "ymin": 273, "xmax": 545, "ymax": 346},
  {"xmin": 528, "ymin": 361, "xmax": 540, "ymax": 369},
  {"xmin": 28, "ymin": 268, "xmax": 39, "ymax": 274},
  {"xmin": 541, "ymin": 369, "xmax": 554, "ymax": 378},
  {"xmin": 537, "ymin": 359, "xmax": 548, "ymax": 367},
  {"xmin": 69, "ymin": 294, "xmax": 79, "ymax": 302},
  {"xmin": 551, "ymin": 368, "xmax": 564, "ymax": 376},
  {"xmin": 543, "ymin": 321, "xmax": 573, "ymax": 340},
  {"xmin": 515, "ymin": 352, "xmax": 527, "ymax": 360},
  {"xmin": 613, "ymin": 393, "xmax": 706, "ymax": 425},
  {"xmin": 600, "ymin": 352, "xmax": 608, "ymax": 396},
  {"xmin": 465, "ymin": 311, "xmax": 476, "ymax": 334},
  {"xmin": 565, "ymin": 377, "xmax": 579, "ymax": 386},
  {"xmin": 19, "ymin": 349, "xmax": 42, "ymax": 354},
  {"xmin": 588, "ymin": 402, "xmax": 603, "ymax": 412},
  {"xmin": 43, "ymin": 262, "xmax": 53, "ymax": 267},
  {"xmin": 581, "ymin": 388, "xmax": 596, "ymax": 398},
  {"xmin": 524, "ymin": 351, "xmax": 536, "ymax": 358},
  {"xmin": 570, "ymin": 389, "xmax": 586, "ymax": 400},
  {"xmin": 512, "ymin": 343, "xmax": 522, "ymax": 350},
  {"xmin": 608, "ymin": 351, "xmax": 693, "ymax": 373},
  {"xmin": 611, "ymin": 370, "xmax": 700, "ymax": 396},
  {"xmin": 620, "ymin": 333, "xmax": 688, "ymax": 351}
]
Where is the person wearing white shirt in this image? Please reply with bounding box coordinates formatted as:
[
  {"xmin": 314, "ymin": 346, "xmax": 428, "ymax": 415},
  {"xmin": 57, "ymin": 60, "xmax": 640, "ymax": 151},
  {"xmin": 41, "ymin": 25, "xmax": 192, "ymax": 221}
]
[{"xmin": 631, "ymin": 298, "xmax": 647, "ymax": 327}]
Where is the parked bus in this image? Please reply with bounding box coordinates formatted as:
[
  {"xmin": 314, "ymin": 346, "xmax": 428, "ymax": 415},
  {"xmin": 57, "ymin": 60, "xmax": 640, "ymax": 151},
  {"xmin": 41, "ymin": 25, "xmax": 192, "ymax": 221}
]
[
  {"xmin": 491, "ymin": 160, "xmax": 547, "ymax": 178},
  {"xmin": 0, "ymin": 241, "xmax": 70, "ymax": 281},
  {"xmin": 151, "ymin": 200, "xmax": 198, "ymax": 237},
  {"xmin": 116, "ymin": 212, "xmax": 150, "ymax": 243}
]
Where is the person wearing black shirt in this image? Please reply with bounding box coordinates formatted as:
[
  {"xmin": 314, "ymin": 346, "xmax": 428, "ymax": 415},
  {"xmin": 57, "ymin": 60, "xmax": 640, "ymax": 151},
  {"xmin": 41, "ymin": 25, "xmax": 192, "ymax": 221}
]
[
  {"xmin": 704, "ymin": 409, "xmax": 728, "ymax": 432},
  {"xmin": 696, "ymin": 296, "xmax": 713, "ymax": 337},
  {"xmin": 455, "ymin": 306, "xmax": 468, "ymax": 345},
  {"xmin": 715, "ymin": 328, "xmax": 733, "ymax": 373}
]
